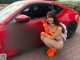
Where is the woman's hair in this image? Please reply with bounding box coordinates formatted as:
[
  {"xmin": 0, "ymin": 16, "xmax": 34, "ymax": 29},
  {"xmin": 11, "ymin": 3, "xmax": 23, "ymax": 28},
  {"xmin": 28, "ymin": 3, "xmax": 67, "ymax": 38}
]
[{"xmin": 46, "ymin": 11, "xmax": 65, "ymax": 33}]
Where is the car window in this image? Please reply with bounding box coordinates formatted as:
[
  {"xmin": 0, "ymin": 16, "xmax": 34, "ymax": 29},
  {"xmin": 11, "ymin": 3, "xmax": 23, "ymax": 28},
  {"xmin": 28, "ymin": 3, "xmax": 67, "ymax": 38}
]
[
  {"xmin": 21, "ymin": 3, "xmax": 52, "ymax": 19},
  {"xmin": 6, "ymin": 5, "xmax": 33, "ymax": 25},
  {"xmin": 30, "ymin": 4, "xmax": 52, "ymax": 19},
  {"xmin": 52, "ymin": 5, "xmax": 63, "ymax": 14},
  {"xmin": 20, "ymin": 5, "xmax": 33, "ymax": 18},
  {"xmin": 7, "ymin": 3, "xmax": 52, "ymax": 24}
]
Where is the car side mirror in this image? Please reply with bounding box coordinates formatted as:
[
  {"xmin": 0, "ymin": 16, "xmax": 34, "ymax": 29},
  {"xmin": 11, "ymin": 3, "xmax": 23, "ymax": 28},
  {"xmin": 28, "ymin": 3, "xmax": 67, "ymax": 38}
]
[{"xmin": 15, "ymin": 15, "xmax": 29, "ymax": 23}]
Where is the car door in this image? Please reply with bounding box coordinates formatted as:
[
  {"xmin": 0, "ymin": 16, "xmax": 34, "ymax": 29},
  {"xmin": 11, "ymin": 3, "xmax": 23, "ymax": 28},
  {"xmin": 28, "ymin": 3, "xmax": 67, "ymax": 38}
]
[{"xmin": 2, "ymin": 3, "xmax": 52, "ymax": 52}]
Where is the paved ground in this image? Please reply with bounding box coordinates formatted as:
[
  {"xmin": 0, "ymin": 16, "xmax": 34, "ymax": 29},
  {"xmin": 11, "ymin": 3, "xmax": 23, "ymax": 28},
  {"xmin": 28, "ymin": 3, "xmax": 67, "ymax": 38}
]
[{"xmin": 0, "ymin": 6, "xmax": 80, "ymax": 60}]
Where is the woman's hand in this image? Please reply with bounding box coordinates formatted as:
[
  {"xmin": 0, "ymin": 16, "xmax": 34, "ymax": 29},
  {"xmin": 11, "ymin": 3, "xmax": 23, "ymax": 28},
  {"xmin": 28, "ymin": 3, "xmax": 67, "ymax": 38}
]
[{"xmin": 41, "ymin": 32, "xmax": 54, "ymax": 40}]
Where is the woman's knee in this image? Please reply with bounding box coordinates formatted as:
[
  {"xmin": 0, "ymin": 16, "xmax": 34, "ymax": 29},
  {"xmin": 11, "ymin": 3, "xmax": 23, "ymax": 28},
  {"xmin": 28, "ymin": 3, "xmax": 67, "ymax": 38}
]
[
  {"xmin": 40, "ymin": 32, "xmax": 45, "ymax": 40},
  {"xmin": 55, "ymin": 43, "xmax": 64, "ymax": 49},
  {"xmin": 41, "ymin": 36, "xmax": 45, "ymax": 40},
  {"xmin": 41, "ymin": 32, "xmax": 45, "ymax": 36}
]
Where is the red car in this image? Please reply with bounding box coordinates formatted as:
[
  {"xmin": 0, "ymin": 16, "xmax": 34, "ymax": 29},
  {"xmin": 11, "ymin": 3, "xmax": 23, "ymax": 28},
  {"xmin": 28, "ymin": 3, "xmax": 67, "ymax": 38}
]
[{"xmin": 0, "ymin": 0, "xmax": 79, "ymax": 57}]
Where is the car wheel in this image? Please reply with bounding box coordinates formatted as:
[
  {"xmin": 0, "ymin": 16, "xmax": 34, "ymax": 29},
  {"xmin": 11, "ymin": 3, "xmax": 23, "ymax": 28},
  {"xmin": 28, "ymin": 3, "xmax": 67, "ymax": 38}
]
[{"xmin": 67, "ymin": 22, "xmax": 77, "ymax": 39}]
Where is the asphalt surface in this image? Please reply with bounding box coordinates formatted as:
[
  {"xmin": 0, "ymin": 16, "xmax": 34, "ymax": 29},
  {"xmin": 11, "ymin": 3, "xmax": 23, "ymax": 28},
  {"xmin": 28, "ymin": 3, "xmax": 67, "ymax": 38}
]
[{"xmin": 0, "ymin": 6, "xmax": 80, "ymax": 60}]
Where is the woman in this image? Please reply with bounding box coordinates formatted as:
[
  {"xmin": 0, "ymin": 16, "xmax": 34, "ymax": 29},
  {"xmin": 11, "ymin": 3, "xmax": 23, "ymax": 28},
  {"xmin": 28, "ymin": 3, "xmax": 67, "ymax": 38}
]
[{"xmin": 40, "ymin": 11, "xmax": 65, "ymax": 57}]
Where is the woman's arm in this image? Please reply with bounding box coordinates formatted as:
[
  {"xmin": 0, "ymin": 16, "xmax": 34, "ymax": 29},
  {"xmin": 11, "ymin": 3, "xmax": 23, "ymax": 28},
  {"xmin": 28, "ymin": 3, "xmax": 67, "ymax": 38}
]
[
  {"xmin": 41, "ymin": 32, "xmax": 52, "ymax": 39},
  {"xmin": 51, "ymin": 26, "xmax": 62, "ymax": 40}
]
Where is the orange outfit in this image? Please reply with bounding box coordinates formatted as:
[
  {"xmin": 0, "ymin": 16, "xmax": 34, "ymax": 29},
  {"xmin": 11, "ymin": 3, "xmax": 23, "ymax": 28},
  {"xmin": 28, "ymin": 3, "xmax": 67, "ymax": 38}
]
[
  {"xmin": 47, "ymin": 48, "xmax": 57, "ymax": 57},
  {"xmin": 43, "ymin": 20, "xmax": 59, "ymax": 36},
  {"xmin": 41, "ymin": 20, "xmax": 58, "ymax": 57}
]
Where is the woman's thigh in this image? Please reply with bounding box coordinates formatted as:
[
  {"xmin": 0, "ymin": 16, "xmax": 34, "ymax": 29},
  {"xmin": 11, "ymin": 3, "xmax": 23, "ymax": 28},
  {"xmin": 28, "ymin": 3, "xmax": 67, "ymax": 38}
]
[{"xmin": 42, "ymin": 37, "xmax": 64, "ymax": 49}]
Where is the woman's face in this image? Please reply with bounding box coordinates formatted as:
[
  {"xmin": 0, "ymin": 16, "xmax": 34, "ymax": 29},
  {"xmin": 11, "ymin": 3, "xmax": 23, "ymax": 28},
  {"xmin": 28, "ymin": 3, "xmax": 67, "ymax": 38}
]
[{"xmin": 47, "ymin": 16, "xmax": 54, "ymax": 24}]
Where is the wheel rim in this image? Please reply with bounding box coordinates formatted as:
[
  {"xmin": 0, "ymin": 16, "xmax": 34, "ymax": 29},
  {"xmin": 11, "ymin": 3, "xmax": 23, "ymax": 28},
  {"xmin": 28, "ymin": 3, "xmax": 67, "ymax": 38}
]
[{"xmin": 67, "ymin": 22, "xmax": 77, "ymax": 39}]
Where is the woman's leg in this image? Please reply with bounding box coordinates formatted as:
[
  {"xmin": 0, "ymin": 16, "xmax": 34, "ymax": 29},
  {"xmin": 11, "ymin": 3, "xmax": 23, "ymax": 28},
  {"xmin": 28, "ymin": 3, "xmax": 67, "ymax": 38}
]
[
  {"xmin": 42, "ymin": 37, "xmax": 64, "ymax": 49},
  {"xmin": 41, "ymin": 32, "xmax": 64, "ymax": 57}
]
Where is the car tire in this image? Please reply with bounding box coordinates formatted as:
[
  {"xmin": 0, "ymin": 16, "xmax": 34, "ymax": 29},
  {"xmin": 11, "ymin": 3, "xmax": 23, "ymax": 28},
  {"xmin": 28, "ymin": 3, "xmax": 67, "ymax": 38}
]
[{"xmin": 67, "ymin": 22, "xmax": 77, "ymax": 39}]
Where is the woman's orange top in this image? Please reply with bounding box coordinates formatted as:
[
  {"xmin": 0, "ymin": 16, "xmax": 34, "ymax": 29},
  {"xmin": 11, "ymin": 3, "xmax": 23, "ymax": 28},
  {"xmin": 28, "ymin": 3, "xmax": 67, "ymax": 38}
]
[{"xmin": 42, "ymin": 20, "xmax": 61, "ymax": 37}]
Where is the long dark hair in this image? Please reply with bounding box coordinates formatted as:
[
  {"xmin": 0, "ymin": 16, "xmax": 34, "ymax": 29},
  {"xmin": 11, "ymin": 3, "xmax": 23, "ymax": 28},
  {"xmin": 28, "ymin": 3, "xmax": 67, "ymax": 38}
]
[{"xmin": 46, "ymin": 11, "xmax": 65, "ymax": 33}]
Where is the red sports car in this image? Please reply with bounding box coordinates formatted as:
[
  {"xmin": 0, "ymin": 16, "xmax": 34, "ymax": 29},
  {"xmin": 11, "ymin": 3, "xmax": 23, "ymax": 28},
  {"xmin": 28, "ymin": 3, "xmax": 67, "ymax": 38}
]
[{"xmin": 0, "ymin": 0, "xmax": 79, "ymax": 57}]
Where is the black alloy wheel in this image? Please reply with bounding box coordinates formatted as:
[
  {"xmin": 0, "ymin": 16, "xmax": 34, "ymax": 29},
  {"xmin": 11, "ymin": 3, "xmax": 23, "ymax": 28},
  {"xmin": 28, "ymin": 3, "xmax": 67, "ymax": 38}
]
[{"xmin": 67, "ymin": 22, "xmax": 77, "ymax": 39}]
